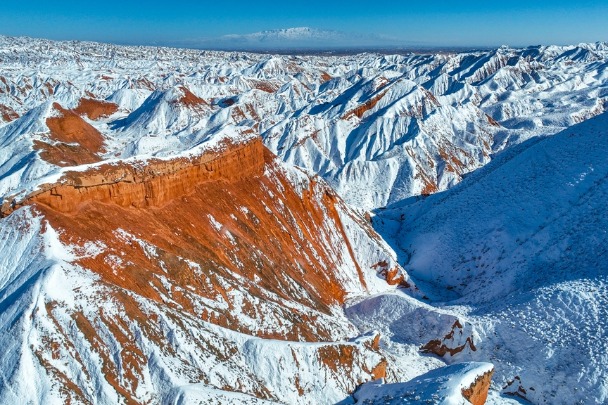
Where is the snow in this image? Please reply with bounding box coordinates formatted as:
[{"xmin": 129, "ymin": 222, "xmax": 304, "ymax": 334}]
[
  {"xmin": 353, "ymin": 362, "xmax": 493, "ymax": 404},
  {"xmin": 0, "ymin": 206, "xmax": 392, "ymax": 404},
  {"xmin": 0, "ymin": 131, "xmax": 408, "ymax": 404},
  {"xmin": 368, "ymin": 112, "xmax": 608, "ymax": 404},
  {"xmin": 207, "ymin": 214, "xmax": 223, "ymax": 232},
  {"xmin": 165, "ymin": 384, "xmax": 278, "ymax": 404}
]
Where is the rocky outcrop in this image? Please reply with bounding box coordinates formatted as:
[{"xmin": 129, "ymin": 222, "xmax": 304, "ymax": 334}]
[
  {"xmin": 0, "ymin": 203, "xmax": 389, "ymax": 404},
  {"xmin": 33, "ymin": 139, "xmax": 102, "ymax": 168},
  {"xmin": 503, "ymin": 375, "xmax": 531, "ymax": 401},
  {"xmin": 371, "ymin": 260, "xmax": 411, "ymax": 288},
  {"xmin": 462, "ymin": 369, "xmax": 494, "ymax": 405},
  {"xmin": 0, "ymin": 103, "xmax": 18, "ymax": 122},
  {"xmin": 352, "ymin": 362, "xmax": 494, "ymax": 404},
  {"xmin": 421, "ymin": 319, "xmax": 477, "ymax": 357},
  {"xmin": 46, "ymin": 103, "xmax": 105, "ymax": 153},
  {"xmin": 176, "ymin": 86, "xmax": 208, "ymax": 108},
  {"xmin": 0, "ymin": 136, "xmax": 402, "ymax": 403},
  {"xmin": 33, "ymin": 102, "xmax": 106, "ymax": 167},
  {"xmin": 342, "ymin": 90, "xmax": 388, "ymax": 120}
]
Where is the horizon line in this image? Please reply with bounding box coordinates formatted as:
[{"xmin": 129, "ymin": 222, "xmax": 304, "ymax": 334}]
[{"xmin": 1, "ymin": 32, "xmax": 605, "ymax": 55}]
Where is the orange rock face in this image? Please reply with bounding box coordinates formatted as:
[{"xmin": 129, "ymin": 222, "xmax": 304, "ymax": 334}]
[
  {"xmin": 320, "ymin": 71, "xmax": 332, "ymax": 82},
  {"xmin": 34, "ymin": 102, "xmax": 106, "ymax": 166},
  {"xmin": 369, "ymin": 359, "xmax": 388, "ymax": 380},
  {"xmin": 20, "ymin": 138, "xmax": 376, "ymax": 341},
  {"xmin": 29, "ymin": 137, "xmax": 265, "ymax": 213},
  {"xmin": 11, "ymin": 136, "xmax": 395, "ymax": 401},
  {"xmin": 343, "ymin": 90, "xmax": 389, "ymax": 120},
  {"xmin": 462, "ymin": 369, "xmax": 494, "ymax": 405},
  {"xmin": 176, "ymin": 86, "xmax": 208, "ymax": 108},
  {"xmin": 33, "ymin": 139, "xmax": 102, "ymax": 167},
  {"xmin": 372, "ymin": 261, "xmax": 411, "ymax": 288},
  {"xmin": 46, "ymin": 103, "xmax": 105, "ymax": 153}
]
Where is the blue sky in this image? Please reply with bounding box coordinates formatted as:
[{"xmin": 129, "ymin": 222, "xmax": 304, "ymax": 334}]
[{"xmin": 1, "ymin": 0, "xmax": 607, "ymax": 48}]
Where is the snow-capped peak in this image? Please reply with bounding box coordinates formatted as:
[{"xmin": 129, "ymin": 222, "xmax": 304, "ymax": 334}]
[{"xmin": 223, "ymin": 27, "xmax": 345, "ymax": 42}]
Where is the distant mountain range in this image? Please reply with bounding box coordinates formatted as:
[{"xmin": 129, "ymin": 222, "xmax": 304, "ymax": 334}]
[{"xmin": 175, "ymin": 27, "xmax": 413, "ymax": 50}]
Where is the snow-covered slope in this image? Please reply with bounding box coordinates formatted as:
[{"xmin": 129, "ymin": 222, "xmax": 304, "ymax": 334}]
[
  {"xmin": 354, "ymin": 362, "xmax": 494, "ymax": 405},
  {"xmin": 264, "ymin": 43, "xmax": 608, "ymax": 209},
  {"xmin": 370, "ymin": 112, "xmax": 608, "ymax": 404},
  {"xmin": 227, "ymin": 27, "xmax": 342, "ymax": 41}
]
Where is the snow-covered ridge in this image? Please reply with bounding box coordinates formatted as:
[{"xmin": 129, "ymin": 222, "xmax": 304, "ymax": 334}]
[
  {"xmin": 354, "ymin": 362, "xmax": 494, "ymax": 404},
  {"xmin": 202, "ymin": 27, "xmax": 400, "ymax": 50},
  {"xmin": 0, "ymin": 35, "xmax": 607, "ymax": 210}
]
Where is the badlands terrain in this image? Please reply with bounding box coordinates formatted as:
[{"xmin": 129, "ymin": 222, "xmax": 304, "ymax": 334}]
[{"xmin": 0, "ymin": 35, "xmax": 607, "ymax": 404}]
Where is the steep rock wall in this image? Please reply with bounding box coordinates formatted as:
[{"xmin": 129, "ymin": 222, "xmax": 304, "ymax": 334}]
[
  {"xmin": 462, "ymin": 369, "xmax": 494, "ymax": 405},
  {"xmin": 3, "ymin": 137, "xmax": 265, "ymax": 215}
]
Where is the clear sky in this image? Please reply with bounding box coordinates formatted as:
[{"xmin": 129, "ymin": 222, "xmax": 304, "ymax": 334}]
[{"xmin": 1, "ymin": 0, "xmax": 607, "ymax": 48}]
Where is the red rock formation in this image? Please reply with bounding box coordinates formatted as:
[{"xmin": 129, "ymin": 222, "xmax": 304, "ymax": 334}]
[
  {"xmin": 29, "ymin": 137, "xmax": 265, "ymax": 213},
  {"xmin": 8, "ymin": 136, "xmax": 396, "ymax": 402},
  {"xmin": 0, "ymin": 76, "xmax": 9, "ymax": 93},
  {"xmin": 368, "ymin": 333, "xmax": 381, "ymax": 351},
  {"xmin": 13, "ymin": 138, "xmax": 383, "ymax": 343},
  {"xmin": 404, "ymin": 145, "xmax": 439, "ymax": 196},
  {"xmin": 421, "ymin": 320, "xmax": 477, "ymax": 357},
  {"xmin": 369, "ymin": 359, "xmax": 388, "ymax": 380},
  {"xmin": 462, "ymin": 369, "xmax": 494, "ymax": 405},
  {"xmin": 0, "ymin": 104, "xmax": 19, "ymax": 122},
  {"xmin": 46, "ymin": 103, "xmax": 105, "ymax": 153},
  {"xmin": 34, "ymin": 102, "xmax": 106, "ymax": 166},
  {"xmin": 342, "ymin": 90, "xmax": 389, "ymax": 120},
  {"xmin": 316, "ymin": 342, "xmax": 387, "ymax": 380},
  {"xmin": 371, "ymin": 261, "xmax": 410, "ymax": 288},
  {"xmin": 175, "ymin": 86, "xmax": 208, "ymax": 108},
  {"xmin": 439, "ymin": 145, "xmax": 467, "ymax": 175},
  {"xmin": 33, "ymin": 140, "xmax": 102, "ymax": 167},
  {"xmin": 486, "ymin": 114, "xmax": 501, "ymax": 127},
  {"xmin": 320, "ymin": 71, "xmax": 332, "ymax": 82},
  {"xmin": 73, "ymin": 98, "xmax": 118, "ymax": 120}
]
